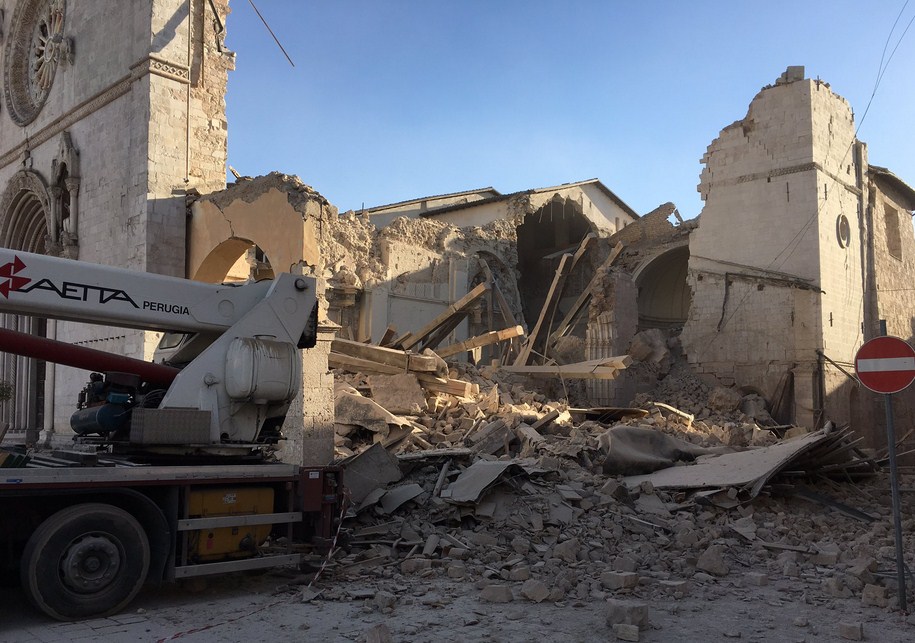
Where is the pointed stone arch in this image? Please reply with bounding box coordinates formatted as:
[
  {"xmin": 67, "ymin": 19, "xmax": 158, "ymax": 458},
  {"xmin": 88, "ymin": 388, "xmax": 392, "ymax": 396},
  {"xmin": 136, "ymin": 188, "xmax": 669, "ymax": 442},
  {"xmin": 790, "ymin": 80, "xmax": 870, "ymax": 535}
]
[
  {"xmin": 0, "ymin": 169, "xmax": 51, "ymax": 443},
  {"xmin": 0, "ymin": 169, "xmax": 51, "ymax": 252}
]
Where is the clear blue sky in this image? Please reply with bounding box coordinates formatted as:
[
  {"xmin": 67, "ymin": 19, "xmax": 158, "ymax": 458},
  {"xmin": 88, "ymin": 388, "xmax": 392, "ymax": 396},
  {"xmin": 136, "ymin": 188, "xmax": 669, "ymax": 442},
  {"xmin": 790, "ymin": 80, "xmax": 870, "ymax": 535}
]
[{"xmin": 225, "ymin": 1, "xmax": 915, "ymax": 219}]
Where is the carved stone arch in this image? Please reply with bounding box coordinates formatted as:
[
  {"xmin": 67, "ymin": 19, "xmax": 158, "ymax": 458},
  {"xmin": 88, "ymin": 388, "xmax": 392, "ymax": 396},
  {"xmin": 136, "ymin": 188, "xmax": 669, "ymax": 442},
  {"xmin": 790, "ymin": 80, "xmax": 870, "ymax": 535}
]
[
  {"xmin": 0, "ymin": 169, "xmax": 51, "ymax": 443},
  {"xmin": 0, "ymin": 169, "xmax": 51, "ymax": 252}
]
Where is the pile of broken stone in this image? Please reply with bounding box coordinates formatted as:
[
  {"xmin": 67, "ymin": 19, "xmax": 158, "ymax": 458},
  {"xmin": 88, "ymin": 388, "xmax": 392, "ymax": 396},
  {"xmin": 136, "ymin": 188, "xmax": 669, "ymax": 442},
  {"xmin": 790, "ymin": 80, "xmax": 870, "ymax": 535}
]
[{"xmin": 317, "ymin": 349, "xmax": 904, "ymax": 641}]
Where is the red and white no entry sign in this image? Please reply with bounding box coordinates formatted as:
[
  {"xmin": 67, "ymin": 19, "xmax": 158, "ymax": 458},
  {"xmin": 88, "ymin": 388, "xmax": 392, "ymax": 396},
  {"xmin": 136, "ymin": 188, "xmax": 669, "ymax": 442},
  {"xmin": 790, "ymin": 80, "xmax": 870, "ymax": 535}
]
[{"xmin": 855, "ymin": 336, "xmax": 915, "ymax": 394}]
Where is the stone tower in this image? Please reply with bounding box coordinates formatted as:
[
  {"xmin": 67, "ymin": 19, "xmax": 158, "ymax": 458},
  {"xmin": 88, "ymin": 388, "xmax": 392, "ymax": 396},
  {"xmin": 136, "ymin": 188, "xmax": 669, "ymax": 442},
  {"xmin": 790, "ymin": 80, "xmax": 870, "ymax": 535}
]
[
  {"xmin": 0, "ymin": 0, "xmax": 233, "ymax": 443},
  {"xmin": 680, "ymin": 67, "xmax": 915, "ymax": 449}
]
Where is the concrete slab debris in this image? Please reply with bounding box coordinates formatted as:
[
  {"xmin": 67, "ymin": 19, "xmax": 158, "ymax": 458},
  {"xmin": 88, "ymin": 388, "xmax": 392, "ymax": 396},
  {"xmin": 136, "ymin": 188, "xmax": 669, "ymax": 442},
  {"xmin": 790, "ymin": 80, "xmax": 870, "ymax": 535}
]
[
  {"xmin": 441, "ymin": 460, "xmax": 525, "ymax": 504},
  {"xmin": 622, "ymin": 429, "xmax": 831, "ymax": 497},
  {"xmin": 366, "ymin": 373, "xmax": 427, "ymax": 415},
  {"xmin": 379, "ymin": 483, "xmax": 425, "ymax": 514},
  {"xmin": 341, "ymin": 443, "xmax": 403, "ymax": 504}
]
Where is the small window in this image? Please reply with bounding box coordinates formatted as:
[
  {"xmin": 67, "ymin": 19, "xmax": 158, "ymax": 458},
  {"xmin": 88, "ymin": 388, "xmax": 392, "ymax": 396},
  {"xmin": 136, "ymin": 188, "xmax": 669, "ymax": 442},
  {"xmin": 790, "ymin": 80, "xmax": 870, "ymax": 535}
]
[{"xmin": 885, "ymin": 204, "xmax": 902, "ymax": 260}]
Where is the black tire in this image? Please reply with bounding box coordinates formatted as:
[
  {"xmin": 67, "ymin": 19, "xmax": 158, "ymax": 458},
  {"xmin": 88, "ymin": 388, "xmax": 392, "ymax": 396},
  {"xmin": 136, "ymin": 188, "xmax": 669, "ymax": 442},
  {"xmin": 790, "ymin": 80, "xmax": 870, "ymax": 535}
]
[{"xmin": 20, "ymin": 503, "xmax": 150, "ymax": 621}]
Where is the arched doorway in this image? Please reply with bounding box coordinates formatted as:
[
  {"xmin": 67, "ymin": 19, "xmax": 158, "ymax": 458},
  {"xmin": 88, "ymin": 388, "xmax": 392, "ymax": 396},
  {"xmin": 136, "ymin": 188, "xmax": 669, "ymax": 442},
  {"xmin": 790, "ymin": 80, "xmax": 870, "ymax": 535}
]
[
  {"xmin": 0, "ymin": 171, "xmax": 51, "ymax": 443},
  {"xmin": 516, "ymin": 195, "xmax": 594, "ymax": 331},
  {"xmin": 191, "ymin": 238, "xmax": 273, "ymax": 284},
  {"xmin": 633, "ymin": 245, "xmax": 691, "ymax": 330}
]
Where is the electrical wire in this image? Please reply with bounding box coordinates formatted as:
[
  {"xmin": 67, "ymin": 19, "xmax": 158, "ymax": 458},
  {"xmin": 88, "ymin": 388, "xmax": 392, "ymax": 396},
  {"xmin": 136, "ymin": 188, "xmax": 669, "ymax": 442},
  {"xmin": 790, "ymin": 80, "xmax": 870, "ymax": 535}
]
[
  {"xmin": 247, "ymin": 0, "xmax": 295, "ymax": 67},
  {"xmin": 708, "ymin": 1, "xmax": 915, "ymax": 345}
]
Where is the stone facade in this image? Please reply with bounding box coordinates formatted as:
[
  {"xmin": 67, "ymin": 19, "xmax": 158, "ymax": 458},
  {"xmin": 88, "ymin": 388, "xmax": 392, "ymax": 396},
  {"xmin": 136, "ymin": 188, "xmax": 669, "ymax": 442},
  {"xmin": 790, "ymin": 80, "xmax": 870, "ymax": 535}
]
[
  {"xmin": 0, "ymin": 0, "xmax": 233, "ymax": 443},
  {"xmin": 680, "ymin": 68, "xmax": 915, "ymax": 449}
]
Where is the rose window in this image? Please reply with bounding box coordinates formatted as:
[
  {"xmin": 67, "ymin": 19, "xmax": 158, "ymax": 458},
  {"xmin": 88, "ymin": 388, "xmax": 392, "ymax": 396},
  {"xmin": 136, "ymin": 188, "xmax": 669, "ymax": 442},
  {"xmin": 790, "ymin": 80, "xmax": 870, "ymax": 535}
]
[{"xmin": 4, "ymin": 0, "xmax": 70, "ymax": 127}]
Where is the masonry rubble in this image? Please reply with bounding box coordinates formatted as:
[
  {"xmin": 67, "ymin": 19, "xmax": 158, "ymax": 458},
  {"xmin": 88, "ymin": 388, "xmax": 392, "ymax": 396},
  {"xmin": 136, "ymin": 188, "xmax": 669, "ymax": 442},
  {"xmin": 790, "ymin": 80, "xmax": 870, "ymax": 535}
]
[{"xmin": 285, "ymin": 297, "xmax": 907, "ymax": 639}]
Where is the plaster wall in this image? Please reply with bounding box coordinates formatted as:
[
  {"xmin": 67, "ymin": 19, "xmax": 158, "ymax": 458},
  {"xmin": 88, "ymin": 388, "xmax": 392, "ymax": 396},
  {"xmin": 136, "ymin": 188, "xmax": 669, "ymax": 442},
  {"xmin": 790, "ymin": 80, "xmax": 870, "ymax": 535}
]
[
  {"xmin": 426, "ymin": 200, "xmax": 516, "ymax": 229},
  {"xmin": 189, "ymin": 188, "xmax": 321, "ymax": 280},
  {"xmin": 365, "ymin": 189, "xmax": 498, "ymax": 228},
  {"xmin": 528, "ymin": 184, "xmax": 634, "ymax": 235}
]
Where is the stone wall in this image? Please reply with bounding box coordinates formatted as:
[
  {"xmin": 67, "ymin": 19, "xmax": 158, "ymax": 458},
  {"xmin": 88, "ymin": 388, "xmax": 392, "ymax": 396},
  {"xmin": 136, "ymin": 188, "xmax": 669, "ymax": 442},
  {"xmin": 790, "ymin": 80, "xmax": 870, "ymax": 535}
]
[
  {"xmin": 0, "ymin": 1, "xmax": 232, "ymax": 442},
  {"xmin": 680, "ymin": 70, "xmax": 865, "ymax": 429}
]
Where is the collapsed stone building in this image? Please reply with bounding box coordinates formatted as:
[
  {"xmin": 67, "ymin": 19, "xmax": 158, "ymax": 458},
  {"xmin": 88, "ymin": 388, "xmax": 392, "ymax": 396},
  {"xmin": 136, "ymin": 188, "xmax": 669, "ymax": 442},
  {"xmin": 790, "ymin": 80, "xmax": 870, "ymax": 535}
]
[
  {"xmin": 0, "ymin": 3, "xmax": 912, "ymax": 467},
  {"xmin": 239, "ymin": 65, "xmax": 912, "ymax": 457}
]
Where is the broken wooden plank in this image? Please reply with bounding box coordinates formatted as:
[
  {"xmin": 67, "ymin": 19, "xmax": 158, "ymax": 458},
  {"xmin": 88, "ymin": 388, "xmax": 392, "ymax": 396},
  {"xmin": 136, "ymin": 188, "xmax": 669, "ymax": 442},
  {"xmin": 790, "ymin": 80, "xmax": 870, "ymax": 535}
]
[
  {"xmin": 332, "ymin": 338, "xmax": 444, "ymax": 374},
  {"xmin": 545, "ymin": 234, "xmax": 596, "ymax": 354},
  {"xmin": 547, "ymin": 241, "xmax": 625, "ymax": 348},
  {"xmin": 502, "ymin": 356, "xmax": 631, "ymax": 379},
  {"xmin": 379, "ymin": 326, "xmax": 399, "ymax": 347},
  {"xmin": 414, "ymin": 374, "xmax": 478, "ymax": 397},
  {"xmin": 396, "ymin": 282, "xmax": 491, "ymax": 351},
  {"xmin": 329, "ymin": 352, "xmax": 401, "ymax": 375},
  {"xmin": 514, "ymin": 253, "xmax": 572, "ymax": 366},
  {"xmin": 396, "ymin": 447, "xmax": 474, "ymax": 461},
  {"xmin": 437, "ymin": 325, "xmax": 526, "ymax": 358},
  {"xmin": 530, "ymin": 409, "xmax": 561, "ymax": 432}
]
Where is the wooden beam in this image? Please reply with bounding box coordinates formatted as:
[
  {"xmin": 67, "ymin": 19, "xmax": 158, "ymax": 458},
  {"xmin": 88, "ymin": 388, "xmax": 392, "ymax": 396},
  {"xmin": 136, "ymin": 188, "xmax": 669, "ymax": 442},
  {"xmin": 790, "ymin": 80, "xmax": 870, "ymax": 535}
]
[
  {"xmin": 379, "ymin": 326, "xmax": 399, "ymax": 347},
  {"xmin": 331, "ymin": 351, "xmax": 477, "ymax": 396},
  {"xmin": 547, "ymin": 241, "xmax": 625, "ymax": 348},
  {"xmin": 502, "ymin": 355, "xmax": 631, "ymax": 379},
  {"xmin": 396, "ymin": 282, "xmax": 491, "ymax": 351},
  {"xmin": 514, "ymin": 253, "xmax": 572, "ymax": 366},
  {"xmin": 415, "ymin": 374, "xmax": 479, "ymax": 397},
  {"xmin": 500, "ymin": 364, "xmax": 623, "ymax": 380},
  {"xmin": 436, "ymin": 326, "xmax": 525, "ymax": 359},
  {"xmin": 478, "ymin": 259, "xmax": 518, "ymax": 329},
  {"xmin": 329, "ymin": 352, "xmax": 400, "ymax": 375},
  {"xmin": 332, "ymin": 338, "xmax": 443, "ymax": 373}
]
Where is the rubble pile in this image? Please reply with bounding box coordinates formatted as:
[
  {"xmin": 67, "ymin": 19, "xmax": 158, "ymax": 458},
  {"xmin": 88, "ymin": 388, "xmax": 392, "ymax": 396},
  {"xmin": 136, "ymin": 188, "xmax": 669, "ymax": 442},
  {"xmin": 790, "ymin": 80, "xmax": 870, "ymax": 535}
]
[
  {"xmin": 321, "ymin": 282, "xmax": 892, "ymax": 640},
  {"xmin": 315, "ymin": 414, "xmax": 907, "ymax": 641}
]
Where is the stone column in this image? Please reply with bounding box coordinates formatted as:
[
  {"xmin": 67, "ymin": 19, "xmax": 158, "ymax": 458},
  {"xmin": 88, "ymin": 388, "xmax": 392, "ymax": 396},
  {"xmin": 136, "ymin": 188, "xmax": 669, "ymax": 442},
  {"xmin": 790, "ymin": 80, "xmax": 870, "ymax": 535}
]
[
  {"xmin": 63, "ymin": 178, "xmax": 80, "ymax": 235},
  {"xmin": 46, "ymin": 185, "xmax": 62, "ymax": 245},
  {"xmin": 277, "ymin": 319, "xmax": 338, "ymax": 466}
]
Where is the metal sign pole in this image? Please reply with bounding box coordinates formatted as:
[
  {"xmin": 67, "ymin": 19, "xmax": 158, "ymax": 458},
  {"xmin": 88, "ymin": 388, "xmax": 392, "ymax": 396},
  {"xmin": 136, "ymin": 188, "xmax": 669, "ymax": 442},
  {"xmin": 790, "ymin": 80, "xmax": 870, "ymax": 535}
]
[{"xmin": 880, "ymin": 319, "xmax": 907, "ymax": 611}]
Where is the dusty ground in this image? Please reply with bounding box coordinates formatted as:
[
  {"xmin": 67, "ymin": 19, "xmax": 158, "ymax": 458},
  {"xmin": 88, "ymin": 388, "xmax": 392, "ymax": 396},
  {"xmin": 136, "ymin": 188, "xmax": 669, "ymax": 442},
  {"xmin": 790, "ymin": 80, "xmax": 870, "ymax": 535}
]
[{"xmin": 2, "ymin": 557, "xmax": 913, "ymax": 643}]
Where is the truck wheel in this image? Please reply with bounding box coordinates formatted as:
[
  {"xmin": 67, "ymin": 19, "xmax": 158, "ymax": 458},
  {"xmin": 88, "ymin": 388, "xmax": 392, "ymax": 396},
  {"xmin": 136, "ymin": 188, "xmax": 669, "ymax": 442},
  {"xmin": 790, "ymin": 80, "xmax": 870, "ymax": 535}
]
[{"xmin": 20, "ymin": 503, "xmax": 150, "ymax": 621}]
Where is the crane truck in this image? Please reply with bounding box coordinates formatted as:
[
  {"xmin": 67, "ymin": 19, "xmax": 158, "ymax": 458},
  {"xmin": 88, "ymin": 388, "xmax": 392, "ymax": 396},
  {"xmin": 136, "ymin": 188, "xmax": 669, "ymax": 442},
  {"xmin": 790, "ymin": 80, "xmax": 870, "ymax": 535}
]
[{"xmin": 0, "ymin": 248, "xmax": 344, "ymax": 621}]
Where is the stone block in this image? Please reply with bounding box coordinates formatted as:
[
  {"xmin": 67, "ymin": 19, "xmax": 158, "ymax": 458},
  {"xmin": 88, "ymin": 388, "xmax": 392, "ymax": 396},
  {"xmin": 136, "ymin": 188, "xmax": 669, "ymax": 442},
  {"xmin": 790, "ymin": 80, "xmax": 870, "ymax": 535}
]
[
  {"xmin": 824, "ymin": 576, "xmax": 852, "ymax": 598},
  {"xmin": 605, "ymin": 598, "xmax": 649, "ymax": 628},
  {"xmin": 552, "ymin": 538, "xmax": 580, "ymax": 563},
  {"xmin": 612, "ymin": 555, "xmax": 638, "ymax": 573},
  {"xmin": 366, "ymin": 373, "xmax": 427, "ymax": 414},
  {"xmin": 521, "ymin": 579, "xmax": 550, "ymax": 603},
  {"xmin": 745, "ymin": 571, "xmax": 768, "ymax": 586},
  {"xmin": 861, "ymin": 583, "xmax": 887, "ymax": 607},
  {"xmin": 812, "ymin": 543, "xmax": 840, "ymax": 566},
  {"xmin": 838, "ymin": 622, "xmax": 863, "ymax": 641},
  {"xmin": 697, "ymin": 544, "xmax": 729, "ymax": 577},
  {"xmin": 509, "ymin": 565, "xmax": 531, "ymax": 581},
  {"xmin": 373, "ymin": 590, "xmax": 396, "ymax": 610},
  {"xmin": 601, "ymin": 571, "xmax": 639, "ymax": 590},
  {"xmin": 659, "ymin": 579, "xmax": 689, "ymax": 596},
  {"xmin": 480, "ymin": 585, "xmax": 514, "ymax": 603},
  {"xmin": 612, "ymin": 623, "xmax": 640, "ymax": 641},
  {"xmin": 400, "ymin": 558, "xmax": 433, "ymax": 575}
]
